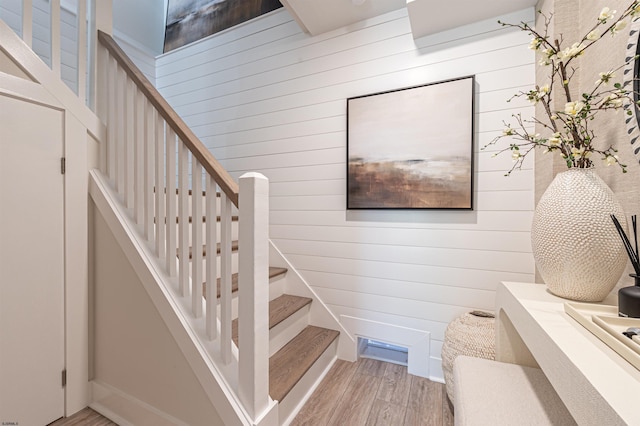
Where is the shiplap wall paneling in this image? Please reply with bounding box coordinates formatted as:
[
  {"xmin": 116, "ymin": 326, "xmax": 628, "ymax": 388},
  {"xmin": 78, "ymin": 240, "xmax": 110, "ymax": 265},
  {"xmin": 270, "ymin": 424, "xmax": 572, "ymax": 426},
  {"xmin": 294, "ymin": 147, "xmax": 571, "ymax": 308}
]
[
  {"xmin": 0, "ymin": 0, "xmax": 21, "ymax": 36},
  {"xmin": 157, "ymin": 7, "xmax": 536, "ymax": 381},
  {"xmin": 0, "ymin": 1, "xmax": 157, "ymax": 90},
  {"xmin": 1, "ymin": 0, "xmax": 79, "ymax": 91},
  {"xmin": 113, "ymin": 32, "xmax": 156, "ymax": 85}
]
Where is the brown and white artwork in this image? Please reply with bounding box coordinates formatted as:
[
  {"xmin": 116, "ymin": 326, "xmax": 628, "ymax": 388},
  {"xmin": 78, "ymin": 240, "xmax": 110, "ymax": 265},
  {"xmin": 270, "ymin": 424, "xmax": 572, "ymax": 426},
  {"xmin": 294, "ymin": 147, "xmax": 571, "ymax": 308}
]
[
  {"xmin": 164, "ymin": 0, "xmax": 283, "ymax": 53},
  {"xmin": 347, "ymin": 76, "xmax": 474, "ymax": 210}
]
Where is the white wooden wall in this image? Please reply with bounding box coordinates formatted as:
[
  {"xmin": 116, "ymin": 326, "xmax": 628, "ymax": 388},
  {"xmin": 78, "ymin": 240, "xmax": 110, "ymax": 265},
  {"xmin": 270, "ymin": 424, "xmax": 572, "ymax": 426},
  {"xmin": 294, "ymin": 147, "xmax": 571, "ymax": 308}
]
[
  {"xmin": 0, "ymin": 0, "xmax": 156, "ymax": 89},
  {"xmin": 157, "ymin": 6, "xmax": 537, "ymax": 379},
  {"xmin": 0, "ymin": 0, "xmax": 79, "ymax": 90},
  {"xmin": 113, "ymin": 31, "xmax": 156, "ymax": 85}
]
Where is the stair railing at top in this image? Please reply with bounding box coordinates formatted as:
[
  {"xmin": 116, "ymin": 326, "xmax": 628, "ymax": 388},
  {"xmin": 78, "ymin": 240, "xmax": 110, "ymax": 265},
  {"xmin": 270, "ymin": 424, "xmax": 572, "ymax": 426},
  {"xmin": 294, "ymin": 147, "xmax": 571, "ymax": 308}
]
[
  {"xmin": 11, "ymin": 0, "xmax": 102, "ymax": 108},
  {"xmin": 97, "ymin": 31, "xmax": 273, "ymax": 425}
]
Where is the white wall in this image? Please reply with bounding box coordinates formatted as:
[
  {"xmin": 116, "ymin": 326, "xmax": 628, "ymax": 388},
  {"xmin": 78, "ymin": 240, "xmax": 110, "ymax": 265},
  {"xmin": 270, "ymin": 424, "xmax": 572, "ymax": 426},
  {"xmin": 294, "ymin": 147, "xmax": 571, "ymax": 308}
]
[
  {"xmin": 156, "ymin": 6, "xmax": 537, "ymax": 379},
  {"xmin": 0, "ymin": 0, "xmax": 158, "ymax": 89},
  {"xmin": 0, "ymin": 0, "xmax": 80, "ymax": 91},
  {"xmin": 112, "ymin": 0, "xmax": 165, "ymax": 55},
  {"xmin": 113, "ymin": 31, "xmax": 157, "ymax": 85}
]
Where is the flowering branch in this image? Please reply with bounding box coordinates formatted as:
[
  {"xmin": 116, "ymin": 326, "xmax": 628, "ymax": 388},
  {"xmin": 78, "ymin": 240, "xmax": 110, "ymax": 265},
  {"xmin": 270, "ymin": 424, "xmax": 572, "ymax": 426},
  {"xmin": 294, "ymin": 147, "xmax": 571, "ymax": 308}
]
[{"xmin": 484, "ymin": 2, "xmax": 640, "ymax": 176}]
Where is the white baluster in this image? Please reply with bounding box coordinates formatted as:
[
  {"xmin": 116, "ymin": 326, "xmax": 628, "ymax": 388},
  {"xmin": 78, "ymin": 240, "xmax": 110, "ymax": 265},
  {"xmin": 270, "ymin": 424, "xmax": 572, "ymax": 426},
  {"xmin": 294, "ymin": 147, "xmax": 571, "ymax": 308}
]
[
  {"xmin": 50, "ymin": 0, "xmax": 61, "ymax": 77},
  {"xmin": 238, "ymin": 173, "xmax": 270, "ymax": 419},
  {"xmin": 144, "ymin": 99, "xmax": 155, "ymax": 242},
  {"xmin": 116, "ymin": 66, "xmax": 125, "ymax": 193},
  {"xmin": 192, "ymin": 160, "xmax": 203, "ymax": 318},
  {"xmin": 97, "ymin": 45, "xmax": 106, "ymax": 173},
  {"xmin": 106, "ymin": 55, "xmax": 116, "ymax": 180},
  {"xmin": 124, "ymin": 79, "xmax": 134, "ymax": 208},
  {"xmin": 205, "ymin": 175, "xmax": 218, "ymax": 340},
  {"xmin": 77, "ymin": 0, "xmax": 87, "ymax": 103},
  {"xmin": 22, "ymin": 0, "xmax": 32, "ymax": 47},
  {"xmin": 155, "ymin": 114, "xmax": 165, "ymax": 260},
  {"xmin": 220, "ymin": 193, "xmax": 233, "ymax": 364},
  {"xmin": 166, "ymin": 128, "xmax": 177, "ymax": 278},
  {"xmin": 134, "ymin": 89, "xmax": 144, "ymax": 224},
  {"xmin": 178, "ymin": 143, "xmax": 189, "ymax": 297}
]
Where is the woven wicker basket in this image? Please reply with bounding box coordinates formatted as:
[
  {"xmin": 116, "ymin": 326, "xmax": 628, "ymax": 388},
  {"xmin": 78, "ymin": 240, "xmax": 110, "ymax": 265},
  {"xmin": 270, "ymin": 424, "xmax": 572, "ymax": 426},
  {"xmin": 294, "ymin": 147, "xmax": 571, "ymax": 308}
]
[{"xmin": 442, "ymin": 310, "xmax": 496, "ymax": 404}]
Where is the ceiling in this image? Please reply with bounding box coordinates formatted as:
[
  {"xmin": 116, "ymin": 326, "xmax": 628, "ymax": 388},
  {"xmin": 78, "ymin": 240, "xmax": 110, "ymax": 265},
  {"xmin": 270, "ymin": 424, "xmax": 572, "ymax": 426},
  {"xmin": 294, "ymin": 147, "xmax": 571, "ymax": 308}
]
[{"xmin": 279, "ymin": 0, "xmax": 539, "ymax": 38}]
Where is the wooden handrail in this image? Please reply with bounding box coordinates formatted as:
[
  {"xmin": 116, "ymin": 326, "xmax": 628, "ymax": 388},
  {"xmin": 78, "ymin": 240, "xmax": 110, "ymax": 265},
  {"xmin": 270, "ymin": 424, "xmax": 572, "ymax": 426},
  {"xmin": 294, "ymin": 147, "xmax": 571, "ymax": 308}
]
[{"xmin": 97, "ymin": 30, "xmax": 239, "ymax": 206}]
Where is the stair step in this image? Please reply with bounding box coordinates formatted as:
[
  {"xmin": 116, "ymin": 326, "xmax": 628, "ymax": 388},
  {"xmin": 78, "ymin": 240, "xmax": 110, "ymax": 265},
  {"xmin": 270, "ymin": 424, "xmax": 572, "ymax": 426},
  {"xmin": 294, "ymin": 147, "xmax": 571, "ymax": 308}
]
[
  {"xmin": 269, "ymin": 325, "xmax": 340, "ymax": 402},
  {"xmin": 202, "ymin": 267, "xmax": 288, "ymax": 299},
  {"xmin": 231, "ymin": 294, "xmax": 313, "ymax": 344},
  {"xmin": 177, "ymin": 240, "xmax": 239, "ymax": 259},
  {"xmin": 154, "ymin": 215, "xmax": 238, "ymax": 224}
]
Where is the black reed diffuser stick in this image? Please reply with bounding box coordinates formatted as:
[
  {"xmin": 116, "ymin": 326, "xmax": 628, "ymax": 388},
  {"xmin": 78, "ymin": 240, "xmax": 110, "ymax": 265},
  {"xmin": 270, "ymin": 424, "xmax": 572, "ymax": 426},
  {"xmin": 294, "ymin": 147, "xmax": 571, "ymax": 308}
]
[
  {"xmin": 611, "ymin": 214, "xmax": 640, "ymax": 276},
  {"xmin": 634, "ymin": 215, "xmax": 638, "ymax": 259}
]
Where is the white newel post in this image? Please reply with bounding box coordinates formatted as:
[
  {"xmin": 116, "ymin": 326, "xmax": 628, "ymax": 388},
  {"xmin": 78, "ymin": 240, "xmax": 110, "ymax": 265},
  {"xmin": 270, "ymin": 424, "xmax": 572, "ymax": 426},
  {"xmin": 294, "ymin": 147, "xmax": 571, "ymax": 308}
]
[{"xmin": 238, "ymin": 173, "xmax": 271, "ymax": 421}]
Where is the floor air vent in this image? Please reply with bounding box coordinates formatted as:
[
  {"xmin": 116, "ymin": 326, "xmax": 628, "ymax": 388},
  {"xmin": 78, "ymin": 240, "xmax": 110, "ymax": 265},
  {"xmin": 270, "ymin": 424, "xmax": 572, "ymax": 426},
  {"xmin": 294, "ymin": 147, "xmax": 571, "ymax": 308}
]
[{"xmin": 358, "ymin": 338, "xmax": 408, "ymax": 366}]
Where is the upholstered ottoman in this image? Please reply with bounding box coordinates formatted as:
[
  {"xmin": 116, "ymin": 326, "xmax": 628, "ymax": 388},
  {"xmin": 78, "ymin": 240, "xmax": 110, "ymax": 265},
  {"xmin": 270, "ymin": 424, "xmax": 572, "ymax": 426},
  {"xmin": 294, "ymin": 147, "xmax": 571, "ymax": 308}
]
[
  {"xmin": 453, "ymin": 356, "xmax": 576, "ymax": 426},
  {"xmin": 442, "ymin": 311, "xmax": 496, "ymax": 403}
]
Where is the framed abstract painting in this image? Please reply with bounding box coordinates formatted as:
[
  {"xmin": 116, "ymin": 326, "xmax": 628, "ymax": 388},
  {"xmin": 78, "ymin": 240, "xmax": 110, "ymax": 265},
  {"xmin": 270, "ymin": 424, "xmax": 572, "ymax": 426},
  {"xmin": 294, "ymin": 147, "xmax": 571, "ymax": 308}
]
[
  {"xmin": 164, "ymin": 0, "xmax": 282, "ymax": 52},
  {"xmin": 347, "ymin": 76, "xmax": 475, "ymax": 210}
]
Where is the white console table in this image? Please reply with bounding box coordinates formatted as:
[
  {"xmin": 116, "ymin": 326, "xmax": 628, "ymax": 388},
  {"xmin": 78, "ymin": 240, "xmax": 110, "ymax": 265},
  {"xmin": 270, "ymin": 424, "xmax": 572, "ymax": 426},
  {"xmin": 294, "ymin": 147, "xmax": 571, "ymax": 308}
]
[{"xmin": 496, "ymin": 282, "xmax": 640, "ymax": 426}]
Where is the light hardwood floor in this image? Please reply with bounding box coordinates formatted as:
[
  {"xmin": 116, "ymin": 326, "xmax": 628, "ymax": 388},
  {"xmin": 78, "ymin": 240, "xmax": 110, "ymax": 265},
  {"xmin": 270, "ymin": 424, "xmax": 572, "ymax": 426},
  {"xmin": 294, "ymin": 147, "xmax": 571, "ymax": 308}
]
[
  {"xmin": 50, "ymin": 359, "xmax": 453, "ymax": 425},
  {"xmin": 293, "ymin": 358, "xmax": 454, "ymax": 426},
  {"xmin": 49, "ymin": 408, "xmax": 116, "ymax": 426}
]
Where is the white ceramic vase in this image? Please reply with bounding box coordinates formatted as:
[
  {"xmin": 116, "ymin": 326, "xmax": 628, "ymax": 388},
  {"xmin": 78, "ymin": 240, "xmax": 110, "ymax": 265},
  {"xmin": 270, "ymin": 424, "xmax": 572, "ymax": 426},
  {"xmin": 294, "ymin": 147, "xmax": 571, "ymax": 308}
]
[{"xmin": 531, "ymin": 168, "xmax": 627, "ymax": 302}]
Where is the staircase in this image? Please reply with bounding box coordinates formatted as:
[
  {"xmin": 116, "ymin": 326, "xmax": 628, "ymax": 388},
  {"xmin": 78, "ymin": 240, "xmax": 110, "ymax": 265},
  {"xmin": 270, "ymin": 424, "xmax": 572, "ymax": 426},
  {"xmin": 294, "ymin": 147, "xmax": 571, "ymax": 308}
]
[
  {"xmin": 171, "ymin": 187, "xmax": 341, "ymax": 421},
  {"xmin": 0, "ymin": 2, "xmax": 355, "ymax": 425}
]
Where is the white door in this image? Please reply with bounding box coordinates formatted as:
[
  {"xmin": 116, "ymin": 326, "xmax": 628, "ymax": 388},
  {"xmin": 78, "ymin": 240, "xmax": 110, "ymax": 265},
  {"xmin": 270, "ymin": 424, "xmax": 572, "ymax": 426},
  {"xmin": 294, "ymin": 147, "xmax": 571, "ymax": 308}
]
[{"xmin": 0, "ymin": 94, "xmax": 65, "ymax": 425}]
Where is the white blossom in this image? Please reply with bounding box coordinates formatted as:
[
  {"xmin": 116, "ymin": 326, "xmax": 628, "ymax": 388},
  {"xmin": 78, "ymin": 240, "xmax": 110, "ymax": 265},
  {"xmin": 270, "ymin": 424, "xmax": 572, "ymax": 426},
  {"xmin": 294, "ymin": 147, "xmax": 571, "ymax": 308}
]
[
  {"xmin": 564, "ymin": 101, "xmax": 585, "ymax": 116},
  {"xmin": 549, "ymin": 133, "xmax": 561, "ymax": 146},
  {"xmin": 559, "ymin": 42, "xmax": 584, "ymax": 60},
  {"xmin": 605, "ymin": 93, "xmax": 624, "ymax": 108},
  {"xmin": 571, "ymin": 146, "xmax": 586, "ymax": 158},
  {"xmin": 538, "ymin": 84, "xmax": 550, "ymax": 97},
  {"xmin": 612, "ymin": 20, "xmax": 627, "ymax": 35},
  {"xmin": 597, "ymin": 71, "xmax": 615, "ymax": 85},
  {"xmin": 503, "ymin": 127, "xmax": 515, "ymax": 136},
  {"xmin": 529, "ymin": 38, "xmax": 542, "ymax": 50},
  {"xmin": 599, "ymin": 7, "xmax": 615, "ymax": 22},
  {"xmin": 605, "ymin": 155, "xmax": 618, "ymax": 166},
  {"xmin": 539, "ymin": 57, "xmax": 552, "ymax": 66},
  {"xmin": 511, "ymin": 150, "xmax": 521, "ymax": 161},
  {"xmin": 586, "ymin": 30, "xmax": 600, "ymax": 41}
]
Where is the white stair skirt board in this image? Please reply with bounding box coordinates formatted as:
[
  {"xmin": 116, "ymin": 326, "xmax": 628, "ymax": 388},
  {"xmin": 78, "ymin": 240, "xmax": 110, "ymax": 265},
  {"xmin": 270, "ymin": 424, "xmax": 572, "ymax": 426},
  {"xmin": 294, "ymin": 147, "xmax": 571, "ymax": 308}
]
[
  {"xmin": 268, "ymin": 242, "xmax": 358, "ymax": 362},
  {"xmin": 340, "ymin": 316, "xmax": 430, "ymax": 379},
  {"xmin": 91, "ymin": 381, "xmax": 189, "ymax": 426},
  {"xmin": 278, "ymin": 339, "xmax": 338, "ymax": 426}
]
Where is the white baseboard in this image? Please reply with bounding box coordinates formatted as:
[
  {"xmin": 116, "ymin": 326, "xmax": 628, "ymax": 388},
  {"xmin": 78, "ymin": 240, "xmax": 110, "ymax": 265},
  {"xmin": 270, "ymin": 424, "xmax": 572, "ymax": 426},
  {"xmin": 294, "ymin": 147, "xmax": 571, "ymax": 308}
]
[
  {"xmin": 340, "ymin": 315, "xmax": 430, "ymax": 378},
  {"xmin": 90, "ymin": 381, "xmax": 189, "ymax": 426},
  {"xmin": 429, "ymin": 357, "xmax": 445, "ymax": 383}
]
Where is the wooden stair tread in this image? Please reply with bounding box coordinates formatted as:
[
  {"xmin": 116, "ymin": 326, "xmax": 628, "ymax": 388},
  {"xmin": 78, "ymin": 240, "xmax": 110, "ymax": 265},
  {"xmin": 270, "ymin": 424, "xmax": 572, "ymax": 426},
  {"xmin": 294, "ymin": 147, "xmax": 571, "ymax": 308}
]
[
  {"xmin": 202, "ymin": 267, "xmax": 288, "ymax": 299},
  {"xmin": 231, "ymin": 294, "xmax": 313, "ymax": 344},
  {"xmin": 269, "ymin": 325, "xmax": 339, "ymax": 402},
  {"xmin": 177, "ymin": 240, "xmax": 239, "ymax": 259}
]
